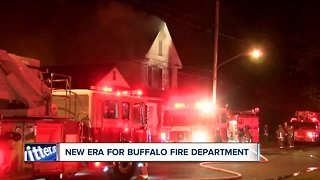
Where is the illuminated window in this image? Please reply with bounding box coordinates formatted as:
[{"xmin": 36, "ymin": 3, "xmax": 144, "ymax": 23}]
[
  {"xmin": 147, "ymin": 66, "xmax": 163, "ymax": 89},
  {"xmin": 158, "ymin": 40, "xmax": 163, "ymax": 56},
  {"xmin": 103, "ymin": 100, "xmax": 118, "ymax": 119}
]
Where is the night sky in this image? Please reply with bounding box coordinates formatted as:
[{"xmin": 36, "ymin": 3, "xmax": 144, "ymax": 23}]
[{"xmin": 1, "ymin": 0, "xmax": 320, "ymax": 132}]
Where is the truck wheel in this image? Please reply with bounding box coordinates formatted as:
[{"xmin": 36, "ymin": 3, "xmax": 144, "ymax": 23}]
[{"xmin": 110, "ymin": 162, "xmax": 136, "ymax": 180}]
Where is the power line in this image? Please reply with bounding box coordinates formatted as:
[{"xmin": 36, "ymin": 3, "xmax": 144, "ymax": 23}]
[
  {"xmin": 142, "ymin": 0, "xmax": 212, "ymax": 27},
  {"xmin": 131, "ymin": 0, "xmax": 213, "ymax": 32},
  {"xmin": 130, "ymin": 0, "xmax": 261, "ymax": 45}
]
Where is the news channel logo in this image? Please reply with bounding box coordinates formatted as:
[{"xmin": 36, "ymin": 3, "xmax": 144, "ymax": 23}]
[{"xmin": 24, "ymin": 143, "xmax": 58, "ymax": 162}]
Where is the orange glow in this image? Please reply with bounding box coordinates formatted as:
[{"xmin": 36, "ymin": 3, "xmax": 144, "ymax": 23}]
[
  {"xmin": 174, "ymin": 103, "xmax": 185, "ymax": 109},
  {"xmin": 160, "ymin": 132, "xmax": 167, "ymax": 141},
  {"xmin": 102, "ymin": 87, "xmax": 112, "ymax": 92},
  {"xmin": 137, "ymin": 90, "xmax": 143, "ymax": 96},
  {"xmin": 94, "ymin": 162, "xmax": 101, "ymax": 167},
  {"xmin": 250, "ymin": 49, "xmax": 263, "ymax": 59},
  {"xmin": 194, "ymin": 102, "xmax": 201, "ymax": 109},
  {"xmin": 195, "ymin": 101, "xmax": 213, "ymax": 113},
  {"xmin": 307, "ymin": 167, "xmax": 318, "ymax": 172},
  {"xmin": 307, "ymin": 132, "xmax": 314, "ymax": 138}
]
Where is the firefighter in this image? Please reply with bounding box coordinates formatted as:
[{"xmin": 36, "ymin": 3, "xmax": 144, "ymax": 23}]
[
  {"xmin": 137, "ymin": 163, "xmax": 149, "ymax": 180},
  {"xmin": 242, "ymin": 125, "xmax": 252, "ymax": 143},
  {"xmin": 287, "ymin": 125, "xmax": 295, "ymax": 149},
  {"xmin": 263, "ymin": 124, "xmax": 269, "ymax": 144},
  {"xmin": 283, "ymin": 122, "xmax": 289, "ymax": 146},
  {"xmin": 276, "ymin": 125, "xmax": 285, "ymax": 149}
]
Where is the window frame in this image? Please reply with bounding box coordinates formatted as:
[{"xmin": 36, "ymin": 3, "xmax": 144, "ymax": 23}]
[{"xmin": 103, "ymin": 100, "xmax": 119, "ymax": 119}]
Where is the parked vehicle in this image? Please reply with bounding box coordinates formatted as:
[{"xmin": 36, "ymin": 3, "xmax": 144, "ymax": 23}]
[
  {"xmin": 289, "ymin": 120, "xmax": 320, "ymax": 143},
  {"xmin": 287, "ymin": 111, "xmax": 320, "ymax": 143}
]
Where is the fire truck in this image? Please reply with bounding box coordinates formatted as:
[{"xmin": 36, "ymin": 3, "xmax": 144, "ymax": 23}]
[
  {"xmin": 228, "ymin": 108, "xmax": 260, "ymax": 143},
  {"xmin": 0, "ymin": 49, "xmax": 150, "ymax": 179},
  {"xmin": 159, "ymin": 93, "xmax": 260, "ymax": 143},
  {"xmin": 288, "ymin": 111, "xmax": 320, "ymax": 143},
  {"xmin": 159, "ymin": 96, "xmax": 219, "ymax": 142}
]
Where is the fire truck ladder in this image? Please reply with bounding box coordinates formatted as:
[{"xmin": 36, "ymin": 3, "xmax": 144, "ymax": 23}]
[{"xmin": 48, "ymin": 73, "xmax": 76, "ymax": 118}]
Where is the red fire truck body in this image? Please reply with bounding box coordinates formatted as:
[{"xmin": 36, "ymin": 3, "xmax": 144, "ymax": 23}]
[
  {"xmin": 231, "ymin": 109, "xmax": 260, "ymax": 143},
  {"xmin": 212, "ymin": 108, "xmax": 259, "ymax": 143},
  {"xmin": 289, "ymin": 111, "xmax": 320, "ymax": 143},
  {"xmin": 0, "ymin": 49, "xmax": 150, "ymax": 179},
  {"xmin": 159, "ymin": 97, "xmax": 217, "ymax": 142},
  {"xmin": 52, "ymin": 88, "xmax": 150, "ymax": 143},
  {"xmin": 0, "ymin": 118, "xmax": 80, "ymax": 179}
]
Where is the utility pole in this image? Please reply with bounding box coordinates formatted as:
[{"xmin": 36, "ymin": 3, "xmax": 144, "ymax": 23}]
[{"xmin": 213, "ymin": 0, "xmax": 220, "ymax": 108}]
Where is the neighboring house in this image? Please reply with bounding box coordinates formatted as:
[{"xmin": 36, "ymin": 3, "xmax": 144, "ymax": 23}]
[{"xmin": 47, "ymin": 64, "xmax": 130, "ymax": 90}]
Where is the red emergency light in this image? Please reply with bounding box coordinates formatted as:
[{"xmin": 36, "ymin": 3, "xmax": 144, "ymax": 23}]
[
  {"xmin": 94, "ymin": 162, "xmax": 101, "ymax": 168},
  {"xmin": 90, "ymin": 86, "xmax": 143, "ymax": 97},
  {"xmin": 160, "ymin": 132, "xmax": 167, "ymax": 141},
  {"xmin": 102, "ymin": 87, "xmax": 112, "ymax": 92},
  {"xmin": 195, "ymin": 101, "xmax": 213, "ymax": 113},
  {"xmin": 90, "ymin": 86, "xmax": 112, "ymax": 92},
  {"xmin": 122, "ymin": 91, "xmax": 128, "ymax": 95},
  {"xmin": 307, "ymin": 131, "xmax": 316, "ymax": 139},
  {"xmin": 174, "ymin": 103, "xmax": 185, "ymax": 109},
  {"xmin": 137, "ymin": 90, "xmax": 143, "ymax": 96}
]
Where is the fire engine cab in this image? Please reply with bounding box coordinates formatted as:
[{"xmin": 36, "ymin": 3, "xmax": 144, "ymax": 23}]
[
  {"xmin": 0, "ymin": 49, "xmax": 150, "ymax": 179},
  {"xmin": 160, "ymin": 97, "xmax": 216, "ymax": 142},
  {"xmin": 159, "ymin": 94, "xmax": 260, "ymax": 143},
  {"xmin": 53, "ymin": 87, "xmax": 149, "ymax": 143},
  {"xmin": 288, "ymin": 111, "xmax": 320, "ymax": 143},
  {"xmin": 208, "ymin": 107, "xmax": 259, "ymax": 143},
  {"xmin": 228, "ymin": 108, "xmax": 260, "ymax": 143}
]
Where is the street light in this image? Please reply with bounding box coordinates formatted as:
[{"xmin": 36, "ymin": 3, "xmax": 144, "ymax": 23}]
[
  {"xmin": 212, "ymin": 48, "xmax": 263, "ymax": 109},
  {"xmin": 212, "ymin": 0, "xmax": 263, "ymax": 109},
  {"xmin": 250, "ymin": 49, "xmax": 263, "ymax": 59},
  {"xmin": 217, "ymin": 49, "xmax": 263, "ymax": 69}
]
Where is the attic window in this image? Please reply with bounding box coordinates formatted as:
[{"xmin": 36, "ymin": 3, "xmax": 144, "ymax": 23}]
[
  {"xmin": 113, "ymin": 71, "xmax": 116, "ymax": 80},
  {"xmin": 158, "ymin": 40, "xmax": 163, "ymax": 56}
]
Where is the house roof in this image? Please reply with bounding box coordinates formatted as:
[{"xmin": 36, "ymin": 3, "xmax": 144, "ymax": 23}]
[
  {"xmin": 146, "ymin": 22, "xmax": 182, "ymax": 68},
  {"xmin": 45, "ymin": 63, "xmax": 130, "ymax": 89}
]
